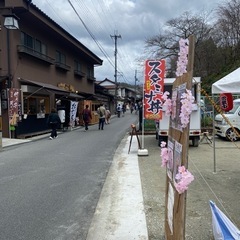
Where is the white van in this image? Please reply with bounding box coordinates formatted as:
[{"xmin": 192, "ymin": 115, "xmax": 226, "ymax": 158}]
[
  {"xmin": 156, "ymin": 77, "xmax": 201, "ymax": 147},
  {"xmin": 215, "ymin": 98, "xmax": 240, "ymax": 141}
]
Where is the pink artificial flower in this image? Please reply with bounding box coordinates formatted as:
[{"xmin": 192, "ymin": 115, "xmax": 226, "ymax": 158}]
[
  {"xmin": 178, "ymin": 166, "xmax": 186, "ymax": 173},
  {"xmin": 162, "ymin": 91, "xmax": 172, "ymax": 117},
  {"xmin": 160, "ymin": 141, "xmax": 169, "ymax": 167},
  {"xmin": 176, "ymin": 38, "xmax": 189, "ymax": 77},
  {"xmin": 175, "ymin": 166, "xmax": 194, "ymax": 194},
  {"xmin": 162, "ymin": 91, "xmax": 170, "ymax": 101},
  {"xmin": 160, "ymin": 141, "xmax": 166, "ymax": 148},
  {"xmin": 179, "ymin": 89, "xmax": 195, "ymax": 128}
]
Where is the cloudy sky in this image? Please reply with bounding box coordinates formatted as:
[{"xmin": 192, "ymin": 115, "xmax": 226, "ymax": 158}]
[{"xmin": 31, "ymin": 0, "xmax": 224, "ymax": 85}]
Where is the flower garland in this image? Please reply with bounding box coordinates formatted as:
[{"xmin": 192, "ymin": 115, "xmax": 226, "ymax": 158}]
[
  {"xmin": 179, "ymin": 89, "xmax": 195, "ymax": 128},
  {"xmin": 175, "ymin": 166, "xmax": 194, "ymax": 194}
]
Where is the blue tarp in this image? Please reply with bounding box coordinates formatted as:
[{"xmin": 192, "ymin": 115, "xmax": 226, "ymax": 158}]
[{"xmin": 209, "ymin": 201, "xmax": 240, "ymax": 240}]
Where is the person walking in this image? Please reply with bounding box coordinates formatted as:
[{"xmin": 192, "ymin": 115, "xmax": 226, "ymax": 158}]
[
  {"xmin": 105, "ymin": 107, "xmax": 111, "ymax": 124},
  {"xmin": 138, "ymin": 101, "xmax": 143, "ymax": 132},
  {"xmin": 130, "ymin": 103, "xmax": 134, "ymax": 114},
  {"xmin": 116, "ymin": 103, "xmax": 121, "ymax": 118},
  {"xmin": 82, "ymin": 104, "xmax": 92, "ymax": 131},
  {"xmin": 122, "ymin": 103, "xmax": 126, "ymax": 117},
  {"xmin": 47, "ymin": 108, "xmax": 61, "ymax": 139},
  {"xmin": 97, "ymin": 103, "xmax": 106, "ymax": 130}
]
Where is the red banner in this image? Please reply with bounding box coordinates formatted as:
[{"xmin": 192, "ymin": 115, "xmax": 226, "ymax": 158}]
[
  {"xmin": 220, "ymin": 93, "xmax": 233, "ymax": 111},
  {"xmin": 144, "ymin": 60, "xmax": 165, "ymax": 120}
]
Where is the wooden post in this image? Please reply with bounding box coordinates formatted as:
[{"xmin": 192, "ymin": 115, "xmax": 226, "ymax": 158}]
[
  {"xmin": 164, "ymin": 35, "xmax": 195, "ymax": 240},
  {"xmin": 128, "ymin": 124, "xmax": 141, "ymax": 154}
]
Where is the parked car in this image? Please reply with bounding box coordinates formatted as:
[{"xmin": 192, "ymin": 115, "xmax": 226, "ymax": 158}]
[{"xmin": 215, "ymin": 99, "xmax": 240, "ymax": 141}]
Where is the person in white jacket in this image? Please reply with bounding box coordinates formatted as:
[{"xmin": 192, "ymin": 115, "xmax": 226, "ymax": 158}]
[{"xmin": 97, "ymin": 103, "xmax": 106, "ymax": 130}]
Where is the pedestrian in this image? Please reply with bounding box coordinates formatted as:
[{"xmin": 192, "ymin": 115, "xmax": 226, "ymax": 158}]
[
  {"xmin": 82, "ymin": 104, "xmax": 92, "ymax": 131},
  {"xmin": 117, "ymin": 103, "xmax": 121, "ymax": 118},
  {"xmin": 122, "ymin": 103, "xmax": 126, "ymax": 117},
  {"xmin": 130, "ymin": 103, "xmax": 134, "ymax": 114},
  {"xmin": 97, "ymin": 103, "xmax": 106, "ymax": 130},
  {"xmin": 138, "ymin": 101, "xmax": 143, "ymax": 132},
  {"xmin": 47, "ymin": 108, "xmax": 61, "ymax": 140},
  {"xmin": 105, "ymin": 107, "xmax": 111, "ymax": 124},
  {"xmin": 135, "ymin": 103, "xmax": 138, "ymax": 114}
]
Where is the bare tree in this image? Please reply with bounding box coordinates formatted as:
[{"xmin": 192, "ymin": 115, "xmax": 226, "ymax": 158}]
[
  {"xmin": 143, "ymin": 1, "xmax": 240, "ymax": 94},
  {"xmin": 144, "ymin": 11, "xmax": 213, "ymax": 77},
  {"xmin": 215, "ymin": 0, "xmax": 240, "ymax": 63}
]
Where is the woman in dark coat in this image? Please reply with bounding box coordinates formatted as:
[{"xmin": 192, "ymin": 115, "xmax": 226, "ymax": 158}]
[
  {"xmin": 82, "ymin": 105, "xmax": 92, "ymax": 131},
  {"xmin": 47, "ymin": 108, "xmax": 61, "ymax": 139}
]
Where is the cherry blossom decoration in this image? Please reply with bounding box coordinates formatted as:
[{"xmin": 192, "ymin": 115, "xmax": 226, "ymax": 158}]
[
  {"xmin": 162, "ymin": 91, "xmax": 172, "ymax": 117},
  {"xmin": 159, "ymin": 37, "xmax": 194, "ymax": 194},
  {"xmin": 160, "ymin": 141, "xmax": 169, "ymax": 167},
  {"xmin": 179, "ymin": 89, "xmax": 195, "ymax": 128},
  {"xmin": 175, "ymin": 166, "xmax": 194, "ymax": 194},
  {"xmin": 176, "ymin": 38, "xmax": 189, "ymax": 77},
  {"xmin": 160, "ymin": 143, "xmax": 195, "ymax": 194}
]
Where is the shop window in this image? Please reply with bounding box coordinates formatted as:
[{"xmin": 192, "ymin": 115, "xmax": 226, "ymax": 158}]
[
  {"xmin": 92, "ymin": 103, "xmax": 100, "ymax": 111},
  {"xmin": 23, "ymin": 96, "xmax": 49, "ymax": 115}
]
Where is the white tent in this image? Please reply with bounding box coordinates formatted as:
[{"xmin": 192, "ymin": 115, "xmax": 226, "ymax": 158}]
[
  {"xmin": 212, "ymin": 67, "xmax": 240, "ymax": 94},
  {"xmin": 211, "ymin": 68, "xmax": 240, "ymax": 172}
]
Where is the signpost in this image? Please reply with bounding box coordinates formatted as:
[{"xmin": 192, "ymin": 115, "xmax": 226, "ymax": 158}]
[{"xmin": 164, "ymin": 35, "xmax": 195, "ymax": 239}]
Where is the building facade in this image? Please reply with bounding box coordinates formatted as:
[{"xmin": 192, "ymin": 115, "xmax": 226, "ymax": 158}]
[
  {"xmin": 97, "ymin": 78, "xmax": 138, "ymax": 108},
  {"xmin": 0, "ymin": 0, "xmax": 102, "ymax": 138}
]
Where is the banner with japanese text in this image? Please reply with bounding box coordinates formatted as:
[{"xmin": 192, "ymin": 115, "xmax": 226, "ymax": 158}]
[
  {"xmin": 8, "ymin": 88, "xmax": 21, "ymax": 126},
  {"xmin": 144, "ymin": 60, "xmax": 165, "ymax": 120},
  {"xmin": 69, "ymin": 101, "xmax": 78, "ymax": 127}
]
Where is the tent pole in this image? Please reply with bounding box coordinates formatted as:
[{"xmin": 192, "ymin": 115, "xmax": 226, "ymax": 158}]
[{"xmin": 212, "ymin": 94, "xmax": 216, "ymax": 173}]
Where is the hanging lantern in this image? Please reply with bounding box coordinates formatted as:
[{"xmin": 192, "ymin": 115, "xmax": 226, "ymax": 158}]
[
  {"xmin": 219, "ymin": 93, "xmax": 233, "ymax": 111},
  {"xmin": 4, "ymin": 15, "xmax": 19, "ymax": 30}
]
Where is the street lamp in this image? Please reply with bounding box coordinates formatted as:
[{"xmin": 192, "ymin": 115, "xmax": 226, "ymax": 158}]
[
  {"xmin": 4, "ymin": 15, "xmax": 19, "ymax": 30},
  {"xmin": 0, "ymin": 14, "xmax": 19, "ymax": 144},
  {"xmin": 4, "ymin": 14, "xmax": 19, "ymax": 88}
]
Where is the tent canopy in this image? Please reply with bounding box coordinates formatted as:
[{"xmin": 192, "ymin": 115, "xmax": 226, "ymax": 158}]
[{"xmin": 212, "ymin": 67, "xmax": 240, "ymax": 94}]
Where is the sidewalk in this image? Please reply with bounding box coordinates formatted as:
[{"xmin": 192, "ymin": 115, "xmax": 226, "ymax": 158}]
[
  {"xmin": 86, "ymin": 135, "xmax": 148, "ymax": 240},
  {"xmin": 0, "ymin": 113, "xmax": 122, "ymax": 149},
  {"xmin": 1, "ymin": 137, "xmax": 32, "ymax": 148},
  {"xmin": 1, "ymin": 126, "xmax": 82, "ymax": 148}
]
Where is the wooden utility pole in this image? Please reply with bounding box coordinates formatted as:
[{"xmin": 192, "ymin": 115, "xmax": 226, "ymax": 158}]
[
  {"xmin": 164, "ymin": 35, "xmax": 195, "ymax": 240},
  {"xmin": 134, "ymin": 70, "xmax": 138, "ymax": 100},
  {"xmin": 110, "ymin": 32, "xmax": 121, "ymax": 111}
]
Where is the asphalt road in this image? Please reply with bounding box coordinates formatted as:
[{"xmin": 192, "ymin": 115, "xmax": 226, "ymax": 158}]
[{"xmin": 0, "ymin": 112, "xmax": 138, "ymax": 240}]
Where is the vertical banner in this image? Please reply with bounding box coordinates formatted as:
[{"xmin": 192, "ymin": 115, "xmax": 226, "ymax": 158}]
[
  {"xmin": 69, "ymin": 101, "xmax": 78, "ymax": 127},
  {"xmin": 144, "ymin": 60, "xmax": 165, "ymax": 120},
  {"xmin": 8, "ymin": 88, "xmax": 20, "ymax": 126}
]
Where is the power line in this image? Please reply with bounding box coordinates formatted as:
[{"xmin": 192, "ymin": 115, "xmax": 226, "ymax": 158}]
[
  {"xmin": 68, "ymin": 0, "xmax": 115, "ymax": 69},
  {"xmin": 38, "ymin": 0, "xmax": 137, "ymax": 84}
]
